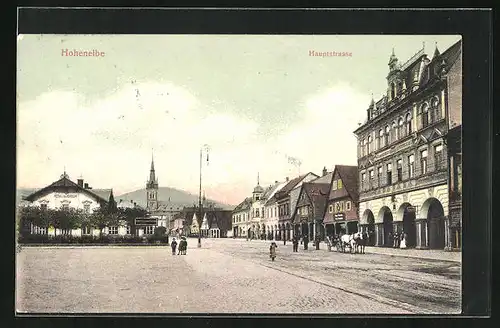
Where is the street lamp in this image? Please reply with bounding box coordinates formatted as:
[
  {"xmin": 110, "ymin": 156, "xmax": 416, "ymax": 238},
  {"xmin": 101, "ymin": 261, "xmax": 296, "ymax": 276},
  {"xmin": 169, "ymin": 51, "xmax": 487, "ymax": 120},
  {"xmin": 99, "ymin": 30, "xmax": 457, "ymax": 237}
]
[{"xmin": 198, "ymin": 144, "xmax": 210, "ymax": 248}]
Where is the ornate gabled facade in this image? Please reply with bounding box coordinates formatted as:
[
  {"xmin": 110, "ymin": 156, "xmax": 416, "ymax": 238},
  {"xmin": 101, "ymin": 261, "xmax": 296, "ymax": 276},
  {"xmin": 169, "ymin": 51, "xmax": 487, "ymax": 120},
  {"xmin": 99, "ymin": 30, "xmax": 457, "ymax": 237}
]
[
  {"xmin": 323, "ymin": 165, "xmax": 360, "ymax": 238},
  {"xmin": 263, "ymin": 180, "xmax": 287, "ymax": 240},
  {"xmin": 292, "ymin": 181, "xmax": 330, "ymax": 241},
  {"xmin": 353, "ymin": 40, "xmax": 462, "ymax": 250}
]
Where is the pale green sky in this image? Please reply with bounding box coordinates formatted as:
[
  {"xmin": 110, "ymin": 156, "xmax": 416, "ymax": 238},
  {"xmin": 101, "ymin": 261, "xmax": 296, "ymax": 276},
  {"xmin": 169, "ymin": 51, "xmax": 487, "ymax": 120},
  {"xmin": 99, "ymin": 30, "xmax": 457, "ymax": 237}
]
[{"xmin": 16, "ymin": 34, "xmax": 461, "ymax": 204}]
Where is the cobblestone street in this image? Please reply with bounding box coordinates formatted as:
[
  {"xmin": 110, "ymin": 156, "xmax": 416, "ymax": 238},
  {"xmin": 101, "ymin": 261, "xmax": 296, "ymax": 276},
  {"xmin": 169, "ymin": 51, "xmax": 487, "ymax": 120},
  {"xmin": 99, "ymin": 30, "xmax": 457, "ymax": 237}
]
[{"xmin": 16, "ymin": 238, "xmax": 461, "ymax": 314}]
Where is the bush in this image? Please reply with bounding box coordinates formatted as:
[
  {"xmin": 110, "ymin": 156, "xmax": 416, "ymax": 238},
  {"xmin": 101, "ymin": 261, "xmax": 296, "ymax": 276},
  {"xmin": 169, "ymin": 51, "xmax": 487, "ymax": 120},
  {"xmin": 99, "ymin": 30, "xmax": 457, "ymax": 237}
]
[{"xmin": 18, "ymin": 233, "xmax": 171, "ymax": 245}]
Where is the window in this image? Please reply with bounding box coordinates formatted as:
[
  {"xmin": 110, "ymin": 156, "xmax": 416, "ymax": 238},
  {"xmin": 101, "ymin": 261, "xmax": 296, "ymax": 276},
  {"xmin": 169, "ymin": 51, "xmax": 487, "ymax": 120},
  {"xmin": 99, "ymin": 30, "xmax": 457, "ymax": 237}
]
[
  {"xmin": 398, "ymin": 118, "xmax": 404, "ymax": 138},
  {"xmin": 421, "ymin": 150, "xmax": 428, "ymax": 174},
  {"xmin": 392, "ymin": 121, "xmax": 397, "ymax": 140},
  {"xmin": 369, "ymin": 170, "xmax": 374, "ymax": 188},
  {"xmin": 337, "ymin": 179, "xmax": 343, "ymax": 189},
  {"xmin": 144, "ymin": 226, "xmax": 154, "ymax": 235},
  {"xmin": 432, "ymin": 96, "xmax": 441, "ymax": 120},
  {"xmin": 408, "ymin": 155, "xmax": 415, "ymax": 178},
  {"xmin": 367, "ymin": 136, "xmax": 372, "ymax": 153},
  {"xmin": 332, "ymin": 180, "xmax": 337, "ymax": 190},
  {"xmin": 109, "ymin": 226, "xmax": 118, "ymax": 235},
  {"xmin": 391, "ymin": 82, "xmax": 396, "ymax": 99},
  {"xmin": 361, "ymin": 139, "xmax": 365, "ymax": 157},
  {"xmin": 84, "ymin": 204, "xmax": 90, "ymax": 213},
  {"xmin": 82, "ymin": 225, "xmax": 91, "ymax": 235},
  {"xmin": 340, "ymin": 202, "xmax": 344, "ymax": 212},
  {"xmin": 329, "ymin": 205, "xmax": 333, "ymax": 213},
  {"xmin": 434, "ymin": 144, "xmax": 444, "ymax": 170},
  {"xmin": 304, "ymin": 206, "xmax": 309, "ymax": 215},
  {"xmin": 378, "ymin": 166, "xmax": 383, "ymax": 186},
  {"xmin": 346, "ymin": 201, "xmax": 352, "ymax": 211},
  {"xmin": 378, "ymin": 129, "xmax": 383, "ymax": 149},
  {"xmin": 421, "ymin": 103, "xmax": 429, "ymax": 128},
  {"xmin": 406, "ymin": 113, "xmax": 412, "ymax": 134},
  {"xmin": 397, "ymin": 159, "xmax": 403, "ymax": 181},
  {"xmin": 335, "ymin": 202, "xmax": 341, "ymax": 213},
  {"xmin": 361, "ymin": 172, "xmax": 366, "ymax": 189},
  {"xmin": 384, "ymin": 125, "xmax": 390, "ymax": 146}
]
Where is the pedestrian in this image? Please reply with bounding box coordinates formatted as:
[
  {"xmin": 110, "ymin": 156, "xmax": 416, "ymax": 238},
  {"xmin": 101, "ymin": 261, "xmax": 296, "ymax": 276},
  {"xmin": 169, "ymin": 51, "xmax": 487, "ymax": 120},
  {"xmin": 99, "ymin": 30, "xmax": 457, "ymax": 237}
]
[
  {"xmin": 315, "ymin": 235, "xmax": 320, "ymax": 250},
  {"xmin": 269, "ymin": 241, "xmax": 278, "ymax": 261},
  {"xmin": 283, "ymin": 237, "xmax": 286, "ymax": 246},
  {"xmin": 400, "ymin": 232, "xmax": 407, "ymax": 249},
  {"xmin": 183, "ymin": 238, "xmax": 188, "ymax": 255},
  {"xmin": 292, "ymin": 236, "xmax": 298, "ymax": 252},
  {"xmin": 166, "ymin": 235, "xmax": 169, "ymax": 245},
  {"xmin": 171, "ymin": 238, "xmax": 177, "ymax": 255}
]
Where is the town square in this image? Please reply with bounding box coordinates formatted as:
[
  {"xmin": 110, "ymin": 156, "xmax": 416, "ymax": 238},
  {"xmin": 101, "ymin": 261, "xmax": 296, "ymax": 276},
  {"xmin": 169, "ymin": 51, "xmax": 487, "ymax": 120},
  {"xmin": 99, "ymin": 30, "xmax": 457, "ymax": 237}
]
[{"xmin": 16, "ymin": 33, "xmax": 462, "ymax": 314}]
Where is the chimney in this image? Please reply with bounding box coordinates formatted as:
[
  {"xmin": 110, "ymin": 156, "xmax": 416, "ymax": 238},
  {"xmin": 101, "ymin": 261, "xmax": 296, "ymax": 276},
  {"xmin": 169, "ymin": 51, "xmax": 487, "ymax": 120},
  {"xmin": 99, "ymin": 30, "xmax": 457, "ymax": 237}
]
[
  {"xmin": 134, "ymin": 202, "xmax": 137, "ymax": 207},
  {"xmin": 286, "ymin": 177, "xmax": 289, "ymax": 182},
  {"xmin": 275, "ymin": 180, "xmax": 278, "ymax": 184},
  {"xmin": 131, "ymin": 200, "xmax": 133, "ymax": 203},
  {"xmin": 77, "ymin": 179, "xmax": 84, "ymax": 187},
  {"xmin": 322, "ymin": 167, "xmax": 327, "ymax": 177},
  {"xmin": 84, "ymin": 183, "xmax": 89, "ymax": 189}
]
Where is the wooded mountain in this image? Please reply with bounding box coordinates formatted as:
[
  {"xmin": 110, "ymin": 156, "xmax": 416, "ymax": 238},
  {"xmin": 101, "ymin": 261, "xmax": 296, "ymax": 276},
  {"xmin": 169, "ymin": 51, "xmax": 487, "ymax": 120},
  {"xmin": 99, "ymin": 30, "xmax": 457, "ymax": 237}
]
[{"xmin": 16, "ymin": 187, "xmax": 234, "ymax": 210}]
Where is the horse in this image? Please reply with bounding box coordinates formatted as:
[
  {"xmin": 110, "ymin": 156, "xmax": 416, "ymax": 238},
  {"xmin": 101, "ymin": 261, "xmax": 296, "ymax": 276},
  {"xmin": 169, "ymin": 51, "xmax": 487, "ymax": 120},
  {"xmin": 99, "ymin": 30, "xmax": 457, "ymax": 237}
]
[
  {"xmin": 340, "ymin": 233, "xmax": 357, "ymax": 253},
  {"xmin": 353, "ymin": 232, "xmax": 369, "ymax": 254}
]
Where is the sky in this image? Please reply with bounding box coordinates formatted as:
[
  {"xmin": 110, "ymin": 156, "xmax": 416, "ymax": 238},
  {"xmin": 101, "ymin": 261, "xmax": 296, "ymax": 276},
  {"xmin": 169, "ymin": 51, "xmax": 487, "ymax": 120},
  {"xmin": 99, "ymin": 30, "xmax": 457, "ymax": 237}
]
[{"xmin": 16, "ymin": 34, "xmax": 461, "ymax": 205}]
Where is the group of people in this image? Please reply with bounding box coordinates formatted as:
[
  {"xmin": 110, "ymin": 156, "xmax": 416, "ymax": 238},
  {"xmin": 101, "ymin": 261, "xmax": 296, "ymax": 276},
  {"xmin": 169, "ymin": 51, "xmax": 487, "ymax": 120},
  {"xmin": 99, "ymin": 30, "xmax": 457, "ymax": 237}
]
[
  {"xmin": 170, "ymin": 237, "xmax": 188, "ymax": 255},
  {"xmin": 388, "ymin": 231, "xmax": 408, "ymax": 249}
]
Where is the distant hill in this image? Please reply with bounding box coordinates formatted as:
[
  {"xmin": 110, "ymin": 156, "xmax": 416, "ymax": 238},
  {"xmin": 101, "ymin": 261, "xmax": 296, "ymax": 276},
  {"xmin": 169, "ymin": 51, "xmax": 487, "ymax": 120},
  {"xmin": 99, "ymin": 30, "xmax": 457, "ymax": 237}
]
[
  {"xmin": 115, "ymin": 187, "xmax": 235, "ymax": 210},
  {"xmin": 16, "ymin": 188, "xmax": 38, "ymax": 205}
]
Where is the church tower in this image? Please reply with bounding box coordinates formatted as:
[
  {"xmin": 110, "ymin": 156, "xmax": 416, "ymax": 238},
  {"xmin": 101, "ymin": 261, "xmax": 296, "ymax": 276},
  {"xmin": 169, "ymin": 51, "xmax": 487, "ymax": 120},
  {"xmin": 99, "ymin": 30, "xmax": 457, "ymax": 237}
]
[{"xmin": 146, "ymin": 154, "xmax": 159, "ymax": 211}]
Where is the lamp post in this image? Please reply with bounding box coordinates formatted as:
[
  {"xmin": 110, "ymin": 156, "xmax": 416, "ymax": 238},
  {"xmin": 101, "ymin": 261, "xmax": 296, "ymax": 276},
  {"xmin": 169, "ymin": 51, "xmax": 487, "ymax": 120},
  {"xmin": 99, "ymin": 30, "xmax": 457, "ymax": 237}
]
[{"xmin": 198, "ymin": 144, "xmax": 210, "ymax": 248}]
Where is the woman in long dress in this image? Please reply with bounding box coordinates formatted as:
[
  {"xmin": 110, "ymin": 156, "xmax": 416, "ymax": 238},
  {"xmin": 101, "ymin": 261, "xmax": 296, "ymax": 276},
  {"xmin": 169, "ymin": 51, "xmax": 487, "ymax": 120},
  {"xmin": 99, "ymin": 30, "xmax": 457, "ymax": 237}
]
[
  {"xmin": 400, "ymin": 232, "xmax": 407, "ymax": 249},
  {"xmin": 269, "ymin": 242, "xmax": 278, "ymax": 261}
]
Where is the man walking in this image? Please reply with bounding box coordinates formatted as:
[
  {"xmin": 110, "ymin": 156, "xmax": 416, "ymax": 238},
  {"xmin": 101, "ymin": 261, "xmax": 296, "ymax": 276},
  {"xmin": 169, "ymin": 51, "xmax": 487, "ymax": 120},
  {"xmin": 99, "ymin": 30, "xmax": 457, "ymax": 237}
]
[{"xmin": 171, "ymin": 238, "xmax": 177, "ymax": 255}]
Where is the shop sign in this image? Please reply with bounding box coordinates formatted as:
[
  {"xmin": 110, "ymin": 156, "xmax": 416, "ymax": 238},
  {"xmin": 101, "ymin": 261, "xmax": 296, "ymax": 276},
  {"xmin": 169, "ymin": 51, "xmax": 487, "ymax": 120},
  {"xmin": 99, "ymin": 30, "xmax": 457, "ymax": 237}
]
[
  {"xmin": 334, "ymin": 213, "xmax": 345, "ymax": 221},
  {"xmin": 135, "ymin": 218, "xmax": 157, "ymax": 226}
]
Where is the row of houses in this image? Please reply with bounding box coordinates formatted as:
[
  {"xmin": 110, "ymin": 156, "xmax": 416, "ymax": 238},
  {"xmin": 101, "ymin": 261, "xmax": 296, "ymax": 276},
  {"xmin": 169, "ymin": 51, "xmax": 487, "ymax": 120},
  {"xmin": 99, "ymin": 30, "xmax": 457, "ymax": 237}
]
[{"xmin": 232, "ymin": 40, "xmax": 462, "ymax": 250}]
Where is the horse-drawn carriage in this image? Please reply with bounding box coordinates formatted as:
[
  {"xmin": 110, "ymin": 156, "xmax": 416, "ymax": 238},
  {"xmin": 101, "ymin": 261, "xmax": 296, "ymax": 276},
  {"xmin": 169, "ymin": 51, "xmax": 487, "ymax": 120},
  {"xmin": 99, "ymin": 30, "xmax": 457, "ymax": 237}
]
[{"xmin": 327, "ymin": 232, "xmax": 368, "ymax": 254}]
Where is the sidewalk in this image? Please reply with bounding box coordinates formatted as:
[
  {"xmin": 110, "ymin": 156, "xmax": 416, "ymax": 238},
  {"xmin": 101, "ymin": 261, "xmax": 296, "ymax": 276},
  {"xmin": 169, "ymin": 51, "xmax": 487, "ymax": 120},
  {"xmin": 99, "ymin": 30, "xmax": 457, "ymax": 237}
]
[{"xmin": 236, "ymin": 238, "xmax": 461, "ymax": 263}]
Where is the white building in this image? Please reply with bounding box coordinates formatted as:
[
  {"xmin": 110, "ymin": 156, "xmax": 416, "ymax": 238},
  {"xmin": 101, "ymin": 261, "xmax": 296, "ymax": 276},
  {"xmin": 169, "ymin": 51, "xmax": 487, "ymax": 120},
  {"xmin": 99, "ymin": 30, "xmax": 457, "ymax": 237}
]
[{"xmin": 23, "ymin": 172, "xmax": 115, "ymax": 237}]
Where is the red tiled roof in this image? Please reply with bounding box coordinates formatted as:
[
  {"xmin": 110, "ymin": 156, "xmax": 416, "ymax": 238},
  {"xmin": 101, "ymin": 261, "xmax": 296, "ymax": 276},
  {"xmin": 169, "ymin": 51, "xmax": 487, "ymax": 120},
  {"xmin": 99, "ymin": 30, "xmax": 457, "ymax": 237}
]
[
  {"xmin": 303, "ymin": 182, "xmax": 331, "ymax": 219},
  {"xmin": 335, "ymin": 165, "xmax": 359, "ymax": 202}
]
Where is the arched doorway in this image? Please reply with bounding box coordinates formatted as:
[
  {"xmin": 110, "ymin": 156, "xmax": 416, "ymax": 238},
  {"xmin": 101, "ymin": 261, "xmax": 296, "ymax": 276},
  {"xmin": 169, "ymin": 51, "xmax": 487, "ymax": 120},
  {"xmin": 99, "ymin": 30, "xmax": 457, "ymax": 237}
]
[
  {"xmin": 422, "ymin": 198, "xmax": 445, "ymax": 249},
  {"xmin": 362, "ymin": 209, "xmax": 376, "ymax": 246},
  {"xmin": 378, "ymin": 206, "xmax": 393, "ymax": 247},
  {"xmin": 398, "ymin": 203, "xmax": 416, "ymax": 248}
]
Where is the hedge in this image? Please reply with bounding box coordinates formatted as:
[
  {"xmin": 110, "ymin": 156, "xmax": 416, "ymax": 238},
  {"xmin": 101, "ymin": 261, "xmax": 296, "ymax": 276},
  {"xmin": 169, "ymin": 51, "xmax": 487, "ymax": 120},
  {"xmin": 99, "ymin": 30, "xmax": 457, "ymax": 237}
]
[{"xmin": 18, "ymin": 234, "xmax": 170, "ymax": 245}]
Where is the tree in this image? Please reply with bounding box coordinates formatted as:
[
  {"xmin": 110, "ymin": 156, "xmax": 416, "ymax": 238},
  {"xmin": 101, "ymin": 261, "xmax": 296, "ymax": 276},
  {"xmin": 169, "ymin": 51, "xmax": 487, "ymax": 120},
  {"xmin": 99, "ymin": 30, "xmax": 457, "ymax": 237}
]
[{"xmin": 107, "ymin": 191, "xmax": 117, "ymax": 214}]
